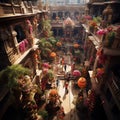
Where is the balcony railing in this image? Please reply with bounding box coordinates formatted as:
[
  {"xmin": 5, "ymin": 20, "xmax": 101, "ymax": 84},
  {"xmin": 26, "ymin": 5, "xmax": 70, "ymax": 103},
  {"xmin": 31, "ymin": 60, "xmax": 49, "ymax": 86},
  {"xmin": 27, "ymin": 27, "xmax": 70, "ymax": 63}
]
[
  {"xmin": 108, "ymin": 72, "xmax": 120, "ymax": 107},
  {"xmin": 109, "ymin": 73, "xmax": 120, "ymax": 96},
  {"xmin": 0, "ymin": 1, "xmax": 41, "ymax": 17}
]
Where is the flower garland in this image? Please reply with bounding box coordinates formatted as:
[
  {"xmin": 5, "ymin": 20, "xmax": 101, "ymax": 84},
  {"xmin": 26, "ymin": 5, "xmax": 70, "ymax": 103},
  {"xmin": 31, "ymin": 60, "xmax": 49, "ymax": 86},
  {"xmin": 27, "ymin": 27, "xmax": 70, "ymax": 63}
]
[
  {"xmin": 96, "ymin": 29, "xmax": 107, "ymax": 35},
  {"xmin": 96, "ymin": 68, "xmax": 104, "ymax": 78},
  {"xmin": 19, "ymin": 39, "xmax": 28, "ymax": 53}
]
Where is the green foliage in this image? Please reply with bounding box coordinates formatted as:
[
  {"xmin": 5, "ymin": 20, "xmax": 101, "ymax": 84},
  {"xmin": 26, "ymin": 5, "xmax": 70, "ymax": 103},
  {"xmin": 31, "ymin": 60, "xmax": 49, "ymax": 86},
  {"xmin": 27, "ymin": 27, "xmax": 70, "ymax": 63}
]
[
  {"xmin": 107, "ymin": 31, "xmax": 115, "ymax": 47},
  {"xmin": 0, "ymin": 64, "xmax": 30, "ymax": 89},
  {"xmin": 93, "ymin": 16, "xmax": 102, "ymax": 23},
  {"xmin": 47, "ymin": 69, "xmax": 54, "ymax": 81},
  {"xmin": 37, "ymin": 37, "xmax": 58, "ymax": 60},
  {"xmin": 38, "ymin": 110, "xmax": 48, "ymax": 120},
  {"xmin": 48, "ymin": 37, "xmax": 57, "ymax": 45},
  {"xmin": 107, "ymin": 31, "xmax": 115, "ymax": 41},
  {"xmin": 40, "ymin": 18, "xmax": 53, "ymax": 37},
  {"xmin": 42, "ymin": 69, "xmax": 54, "ymax": 82},
  {"xmin": 41, "ymin": 18, "xmax": 51, "ymax": 30}
]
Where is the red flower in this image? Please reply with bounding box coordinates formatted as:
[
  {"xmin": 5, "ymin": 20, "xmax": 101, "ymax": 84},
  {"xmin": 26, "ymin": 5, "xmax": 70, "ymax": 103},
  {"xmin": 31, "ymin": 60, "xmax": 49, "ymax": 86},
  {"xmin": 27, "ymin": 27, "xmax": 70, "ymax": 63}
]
[{"xmin": 107, "ymin": 27, "xmax": 113, "ymax": 32}]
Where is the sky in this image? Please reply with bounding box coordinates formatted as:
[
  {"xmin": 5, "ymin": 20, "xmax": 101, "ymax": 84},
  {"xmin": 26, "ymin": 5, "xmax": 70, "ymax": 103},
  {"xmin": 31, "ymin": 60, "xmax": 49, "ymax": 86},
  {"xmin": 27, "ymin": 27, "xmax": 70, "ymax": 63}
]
[{"xmin": 41, "ymin": 0, "xmax": 89, "ymax": 5}]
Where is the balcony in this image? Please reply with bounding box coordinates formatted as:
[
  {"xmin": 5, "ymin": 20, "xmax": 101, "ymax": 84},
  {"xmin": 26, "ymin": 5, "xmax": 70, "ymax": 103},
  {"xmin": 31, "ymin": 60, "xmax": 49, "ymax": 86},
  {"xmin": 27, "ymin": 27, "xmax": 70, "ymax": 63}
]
[
  {"xmin": 13, "ymin": 38, "xmax": 39, "ymax": 64},
  {"xmin": 104, "ymin": 0, "xmax": 120, "ymax": 4},
  {"xmin": 51, "ymin": 20, "xmax": 63, "ymax": 27},
  {"xmin": 103, "ymin": 48, "xmax": 120, "ymax": 56},
  {"xmin": 0, "ymin": 1, "xmax": 41, "ymax": 19},
  {"xmin": 108, "ymin": 72, "xmax": 120, "ymax": 109},
  {"xmin": 51, "ymin": 19, "xmax": 81, "ymax": 28}
]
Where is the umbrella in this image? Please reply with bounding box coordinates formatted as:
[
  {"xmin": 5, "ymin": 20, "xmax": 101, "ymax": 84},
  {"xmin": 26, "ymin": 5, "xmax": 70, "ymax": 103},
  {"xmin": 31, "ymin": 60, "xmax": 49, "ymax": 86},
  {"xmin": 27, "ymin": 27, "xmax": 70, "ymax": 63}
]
[{"xmin": 72, "ymin": 70, "xmax": 81, "ymax": 77}]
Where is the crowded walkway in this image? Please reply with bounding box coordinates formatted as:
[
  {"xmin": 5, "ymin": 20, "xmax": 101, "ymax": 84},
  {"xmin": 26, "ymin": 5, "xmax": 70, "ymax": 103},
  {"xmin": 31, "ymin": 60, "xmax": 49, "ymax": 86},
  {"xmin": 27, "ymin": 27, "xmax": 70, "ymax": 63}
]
[{"xmin": 50, "ymin": 48, "xmax": 81, "ymax": 120}]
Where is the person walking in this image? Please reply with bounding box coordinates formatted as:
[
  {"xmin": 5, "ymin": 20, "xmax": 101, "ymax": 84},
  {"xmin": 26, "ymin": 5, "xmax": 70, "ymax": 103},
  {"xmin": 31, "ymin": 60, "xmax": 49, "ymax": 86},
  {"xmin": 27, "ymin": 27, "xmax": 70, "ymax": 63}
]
[
  {"xmin": 64, "ymin": 64, "xmax": 67, "ymax": 71},
  {"xmin": 64, "ymin": 81, "xmax": 69, "ymax": 94},
  {"xmin": 56, "ymin": 79, "xmax": 59, "ymax": 87}
]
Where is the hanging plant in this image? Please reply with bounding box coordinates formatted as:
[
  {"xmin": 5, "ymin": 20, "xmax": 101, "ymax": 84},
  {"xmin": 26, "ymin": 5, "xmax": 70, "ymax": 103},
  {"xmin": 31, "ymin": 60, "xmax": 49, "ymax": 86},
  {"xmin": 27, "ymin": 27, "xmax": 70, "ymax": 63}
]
[
  {"xmin": 0, "ymin": 65, "xmax": 30, "ymax": 90},
  {"xmin": 40, "ymin": 18, "xmax": 53, "ymax": 38},
  {"xmin": 89, "ymin": 20, "xmax": 97, "ymax": 33}
]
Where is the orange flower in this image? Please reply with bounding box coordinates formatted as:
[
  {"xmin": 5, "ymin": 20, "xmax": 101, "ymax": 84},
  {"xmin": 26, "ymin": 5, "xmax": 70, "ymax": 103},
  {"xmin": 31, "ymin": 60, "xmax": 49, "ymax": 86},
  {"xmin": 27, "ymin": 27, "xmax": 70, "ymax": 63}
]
[
  {"xmin": 50, "ymin": 52, "xmax": 56, "ymax": 58},
  {"xmin": 89, "ymin": 21, "xmax": 97, "ymax": 27},
  {"xmin": 74, "ymin": 43, "xmax": 79, "ymax": 48},
  {"xmin": 50, "ymin": 89, "xmax": 58, "ymax": 95}
]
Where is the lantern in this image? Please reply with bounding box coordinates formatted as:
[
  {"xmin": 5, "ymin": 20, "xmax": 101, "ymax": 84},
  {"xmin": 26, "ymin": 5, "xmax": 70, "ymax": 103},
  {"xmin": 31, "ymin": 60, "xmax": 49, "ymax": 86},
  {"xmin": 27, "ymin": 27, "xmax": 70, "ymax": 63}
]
[
  {"xmin": 50, "ymin": 52, "xmax": 56, "ymax": 58},
  {"xmin": 49, "ymin": 89, "xmax": 58, "ymax": 95},
  {"xmin": 74, "ymin": 43, "xmax": 79, "ymax": 48},
  {"xmin": 77, "ymin": 77, "xmax": 87, "ymax": 89}
]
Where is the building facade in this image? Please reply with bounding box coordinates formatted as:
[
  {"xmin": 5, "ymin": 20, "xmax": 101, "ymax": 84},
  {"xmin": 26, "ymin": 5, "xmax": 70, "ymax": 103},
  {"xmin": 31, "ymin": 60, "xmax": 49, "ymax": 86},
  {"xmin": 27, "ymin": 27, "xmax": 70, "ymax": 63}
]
[
  {"xmin": 82, "ymin": 0, "xmax": 120, "ymax": 120},
  {"xmin": 0, "ymin": 0, "xmax": 48, "ymax": 119}
]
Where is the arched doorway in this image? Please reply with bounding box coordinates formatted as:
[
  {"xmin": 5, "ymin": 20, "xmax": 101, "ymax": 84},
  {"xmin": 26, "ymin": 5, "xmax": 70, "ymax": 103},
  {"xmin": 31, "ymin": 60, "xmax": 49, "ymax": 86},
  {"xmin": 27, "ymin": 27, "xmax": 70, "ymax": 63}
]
[
  {"xmin": 52, "ymin": 28, "xmax": 57, "ymax": 36},
  {"xmin": 58, "ymin": 12, "xmax": 63, "ymax": 19},
  {"xmin": 65, "ymin": 11, "xmax": 70, "ymax": 18},
  {"xmin": 58, "ymin": 29, "xmax": 64, "ymax": 37},
  {"xmin": 74, "ymin": 11, "xmax": 79, "ymax": 20}
]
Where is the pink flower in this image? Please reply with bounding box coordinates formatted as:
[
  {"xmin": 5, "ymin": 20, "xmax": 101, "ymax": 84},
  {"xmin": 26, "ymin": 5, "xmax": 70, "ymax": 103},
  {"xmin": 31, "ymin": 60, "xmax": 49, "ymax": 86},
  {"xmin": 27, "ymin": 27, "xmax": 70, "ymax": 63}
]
[
  {"xmin": 19, "ymin": 41, "xmax": 26, "ymax": 52},
  {"xmin": 96, "ymin": 29, "xmax": 107, "ymax": 35}
]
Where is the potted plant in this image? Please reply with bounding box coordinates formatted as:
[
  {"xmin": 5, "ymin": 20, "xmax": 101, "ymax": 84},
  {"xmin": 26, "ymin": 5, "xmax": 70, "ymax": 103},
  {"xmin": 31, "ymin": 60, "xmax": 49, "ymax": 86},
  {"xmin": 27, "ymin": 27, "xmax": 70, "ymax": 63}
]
[{"xmin": 89, "ymin": 20, "xmax": 97, "ymax": 33}]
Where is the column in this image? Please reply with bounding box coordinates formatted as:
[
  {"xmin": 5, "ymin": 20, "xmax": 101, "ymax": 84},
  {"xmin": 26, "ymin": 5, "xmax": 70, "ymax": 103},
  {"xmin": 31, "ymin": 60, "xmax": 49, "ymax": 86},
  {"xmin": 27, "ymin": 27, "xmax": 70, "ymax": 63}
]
[{"xmin": 92, "ymin": 55, "xmax": 99, "ymax": 83}]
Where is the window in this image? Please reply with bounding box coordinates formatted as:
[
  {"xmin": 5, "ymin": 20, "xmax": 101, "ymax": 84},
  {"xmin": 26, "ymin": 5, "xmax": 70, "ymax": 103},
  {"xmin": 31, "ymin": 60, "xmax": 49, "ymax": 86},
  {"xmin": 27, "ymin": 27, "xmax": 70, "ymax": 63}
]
[
  {"xmin": 14, "ymin": 25, "xmax": 26, "ymax": 43},
  {"xmin": 0, "ymin": 0, "xmax": 10, "ymax": 3}
]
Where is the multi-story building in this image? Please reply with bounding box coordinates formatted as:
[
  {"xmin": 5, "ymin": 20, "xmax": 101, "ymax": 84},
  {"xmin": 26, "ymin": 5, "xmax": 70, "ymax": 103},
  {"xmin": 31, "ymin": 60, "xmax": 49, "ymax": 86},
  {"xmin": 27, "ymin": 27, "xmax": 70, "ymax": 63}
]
[
  {"xmin": 0, "ymin": 0, "xmax": 48, "ymax": 119},
  {"xmin": 50, "ymin": 5, "xmax": 85, "ymax": 58},
  {"xmin": 82, "ymin": 0, "xmax": 120, "ymax": 120}
]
